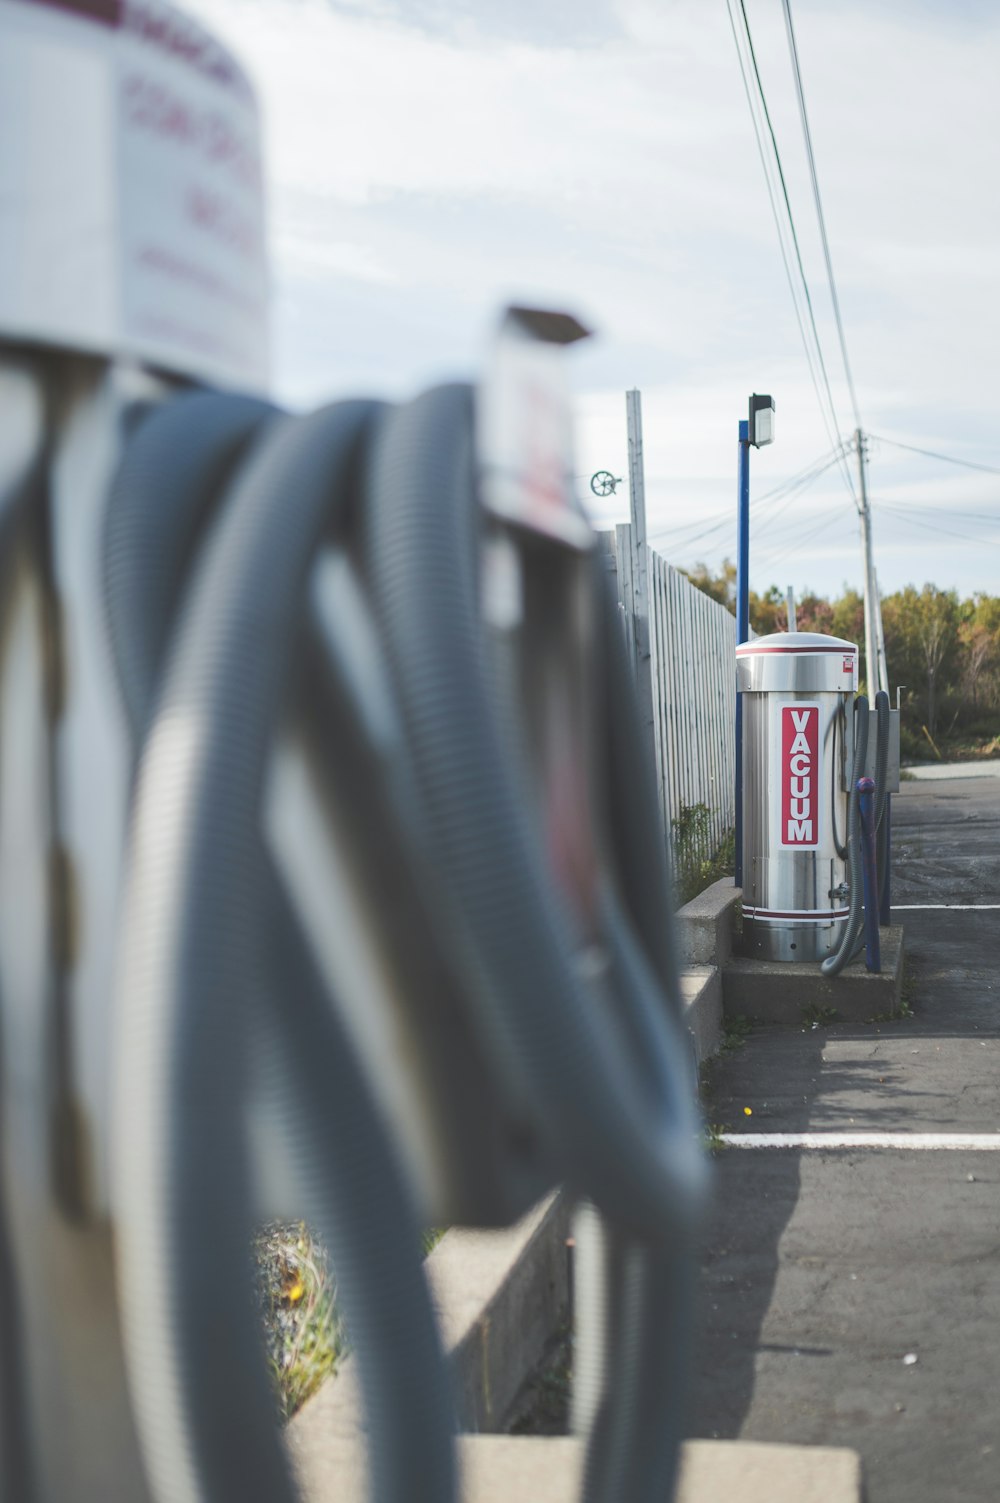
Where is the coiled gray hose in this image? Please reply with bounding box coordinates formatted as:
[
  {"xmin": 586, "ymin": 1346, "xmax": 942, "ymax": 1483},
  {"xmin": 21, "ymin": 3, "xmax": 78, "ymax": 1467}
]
[
  {"xmin": 831, "ymin": 702, "xmax": 849, "ymax": 862},
  {"xmin": 362, "ymin": 383, "xmax": 705, "ymax": 1238},
  {"xmin": 822, "ymin": 696, "xmax": 870, "ymax": 977},
  {"xmin": 0, "ymin": 444, "xmax": 47, "ymax": 1503},
  {"xmin": 873, "ymin": 690, "xmax": 890, "ymax": 833},
  {"xmin": 112, "ymin": 400, "xmax": 456, "ymax": 1503},
  {"xmin": 576, "ymin": 901, "xmax": 701, "ymax": 1503},
  {"xmin": 873, "ymin": 690, "xmax": 891, "ymax": 919},
  {"xmin": 361, "ymin": 384, "xmax": 706, "ymax": 1502},
  {"xmin": 104, "ymin": 388, "xmax": 277, "ymax": 738}
]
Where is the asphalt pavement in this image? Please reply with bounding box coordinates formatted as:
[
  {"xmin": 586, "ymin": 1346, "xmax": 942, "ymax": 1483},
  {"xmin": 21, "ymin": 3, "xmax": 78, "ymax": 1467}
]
[{"xmin": 691, "ymin": 771, "xmax": 1000, "ymax": 1502}]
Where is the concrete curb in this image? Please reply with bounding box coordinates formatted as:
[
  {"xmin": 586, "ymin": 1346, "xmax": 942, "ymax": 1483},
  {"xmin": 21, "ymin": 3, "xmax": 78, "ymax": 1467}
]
[
  {"xmin": 679, "ymin": 964, "xmax": 723, "ymax": 1065},
  {"xmin": 288, "ymin": 1193, "xmax": 571, "ymax": 1485},
  {"xmin": 677, "ymin": 878, "xmax": 742, "ymax": 967},
  {"xmin": 291, "ymin": 1433, "xmax": 864, "ymax": 1503}
]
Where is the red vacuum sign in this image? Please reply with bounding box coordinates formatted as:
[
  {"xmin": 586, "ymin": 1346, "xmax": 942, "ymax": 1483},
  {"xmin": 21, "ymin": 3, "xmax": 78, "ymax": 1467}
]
[{"xmin": 780, "ymin": 702, "xmax": 820, "ymax": 848}]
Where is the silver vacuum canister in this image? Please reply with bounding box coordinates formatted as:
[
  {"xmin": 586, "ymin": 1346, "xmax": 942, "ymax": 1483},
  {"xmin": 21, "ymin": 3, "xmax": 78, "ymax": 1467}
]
[{"xmin": 737, "ymin": 631, "xmax": 858, "ymax": 962}]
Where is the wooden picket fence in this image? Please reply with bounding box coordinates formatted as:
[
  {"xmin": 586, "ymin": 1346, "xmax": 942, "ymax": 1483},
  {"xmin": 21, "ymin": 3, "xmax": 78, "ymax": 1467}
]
[{"xmin": 601, "ymin": 525, "xmax": 737, "ymax": 895}]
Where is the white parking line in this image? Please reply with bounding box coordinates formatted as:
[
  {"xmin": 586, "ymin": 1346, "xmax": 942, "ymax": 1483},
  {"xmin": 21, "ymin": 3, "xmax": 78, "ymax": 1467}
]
[
  {"xmin": 721, "ymin": 1132, "xmax": 1000, "ymax": 1151},
  {"xmin": 892, "ymin": 904, "xmax": 1000, "ymax": 911}
]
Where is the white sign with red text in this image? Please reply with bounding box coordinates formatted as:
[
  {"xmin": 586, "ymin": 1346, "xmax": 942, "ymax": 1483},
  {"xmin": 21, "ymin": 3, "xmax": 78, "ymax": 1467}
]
[
  {"xmin": 0, "ymin": 0, "xmax": 268, "ymax": 390},
  {"xmin": 777, "ymin": 701, "xmax": 821, "ymax": 849}
]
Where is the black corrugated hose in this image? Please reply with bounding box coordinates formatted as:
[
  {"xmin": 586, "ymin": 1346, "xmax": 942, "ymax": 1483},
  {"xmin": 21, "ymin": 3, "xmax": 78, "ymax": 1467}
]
[
  {"xmin": 822, "ymin": 696, "xmax": 870, "ymax": 977},
  {"xmin": 361, "ymin": 383, "xmax": 707, "ymax": 1502},
  {"xmin": 107, "ymin": 378, "xmax": 706, "ymax": 1503},
  {"xmin": 873, "ymin": 690, "xmax": 891, "ymax": 918},
  {"xmin": 110, "ymin": 399, "xmax": 456, "ymax": 1503}
]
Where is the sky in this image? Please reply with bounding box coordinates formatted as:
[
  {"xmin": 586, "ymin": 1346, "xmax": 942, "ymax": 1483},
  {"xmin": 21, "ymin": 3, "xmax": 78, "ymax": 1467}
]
[{"xmin": 192, "ymin": 0, "xmax": 1000, "ymax": 603}]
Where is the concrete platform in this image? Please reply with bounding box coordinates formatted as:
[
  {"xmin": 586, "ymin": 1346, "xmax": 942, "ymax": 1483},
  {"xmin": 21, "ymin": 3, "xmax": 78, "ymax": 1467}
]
[
  {"xmin": 291, "ymin": 1434, "xmax": 863, "ymax": 1503},
  {"xmin": 723, "ymin": 924, "xmax": 904, "ymax": 1024}
]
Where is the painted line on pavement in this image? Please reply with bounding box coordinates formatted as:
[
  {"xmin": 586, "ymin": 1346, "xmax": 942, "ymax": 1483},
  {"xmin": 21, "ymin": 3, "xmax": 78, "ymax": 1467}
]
[
  {"xmin": 721, "ymin": 1132, "xmax": 1000, "ymax": 1151},
  {"xmin": 892, "ymin": 904, "xmax": 1000, "ymax": 911}
]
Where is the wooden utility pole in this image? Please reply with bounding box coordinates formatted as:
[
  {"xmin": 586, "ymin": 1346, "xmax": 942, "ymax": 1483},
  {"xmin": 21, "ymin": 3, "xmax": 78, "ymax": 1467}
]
[{"xmin": 855, "ymin": 428, "xmax": 882, "ymax": 695}]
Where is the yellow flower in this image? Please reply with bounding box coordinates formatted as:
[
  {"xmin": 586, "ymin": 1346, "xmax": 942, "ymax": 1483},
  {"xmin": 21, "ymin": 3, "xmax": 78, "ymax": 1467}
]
[
  {"xmin": 287, "ymin": 1282, "xmax": 304, "ymax": 1304},
  {"xmin": 743, "ymin": 1107, "xmax": 753, "ymax": 1117}
]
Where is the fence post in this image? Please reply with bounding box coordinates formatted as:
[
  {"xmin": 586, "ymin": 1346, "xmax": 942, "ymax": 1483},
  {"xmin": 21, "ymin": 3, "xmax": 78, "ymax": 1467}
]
[
  {"xmin": 625, "ymin": 390, "xmax": 655, "ymax": 756},
  {"xmin": 734, "ymin": 419, "xmax": 750, "ymax": 889}
]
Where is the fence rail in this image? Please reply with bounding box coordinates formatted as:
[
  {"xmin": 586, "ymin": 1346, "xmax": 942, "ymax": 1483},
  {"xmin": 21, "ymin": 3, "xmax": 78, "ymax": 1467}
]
[{"xmin": 603, "ymin": 526, "xmax": 737, "ymax": 890}]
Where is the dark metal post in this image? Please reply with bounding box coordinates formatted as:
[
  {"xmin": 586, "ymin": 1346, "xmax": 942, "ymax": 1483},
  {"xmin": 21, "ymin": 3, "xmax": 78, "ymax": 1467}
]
[
  {"xmin": 734, "ymin": 419, "xmax": 750, "ymax": 889},
  {"xmin": 879, "ymin": 792, "xmax": 892, "ymax": 925},
  {"xmin": 858, "ymin": 776, "xmax": 881, "ymax": 972}
]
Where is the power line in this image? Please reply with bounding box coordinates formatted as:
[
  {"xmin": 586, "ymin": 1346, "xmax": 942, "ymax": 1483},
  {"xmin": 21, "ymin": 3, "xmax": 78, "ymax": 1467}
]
[
  {"xmin": 735, "ymin": 0, "xmax": 854, "ymax": 490},
  {"xmin": 875, "ymin": 501, "xmax": 1000, "ymax": 550},
  {"xmin": 755, "ymin": 509, "xmax": 846, "ymax": 571},
  {"xmin": 781, "ymin": 0, "xmax": 863, "ymax": 435},
  {"xmin": 646, "ymin": 444, "xmax": 848, "ymax": 552},
  {"xmin": 753, "ymin": 444, "xmax": 848, "ymax": 505},
  {"xmin": 868, "ymin": 433, "xmax": 1000, "ymax": 477},
  {"xmin": 753, "ymin": 449, "xmax": 848, "ymax": 535},
  {"xmin": 873, "ymin": 502, "xmax": 999, "ymax": 524},
  {"xmin": 724, "ymin": 0, "xmax": 857, "ymax": 501}
]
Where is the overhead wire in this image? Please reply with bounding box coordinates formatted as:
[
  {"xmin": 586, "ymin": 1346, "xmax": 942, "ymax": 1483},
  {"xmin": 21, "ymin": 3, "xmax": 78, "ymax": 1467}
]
[
  {"xmin": 753, "ymin": 447, "xmax": 848, "ymax": 535},
  {"xmin": 646, "ymin": 444, "xmax": 848, "ymax": 556},
  {"xmin": 874, "ymin": 501, "xmax": 1000, "ymax": 550},
  {"xmin": 725, "ymin": 0, "xmax": 858, "ymax": 505},
  {"xmin": 755, "ymin": 509, "xmax": 846, "ymax": 571},
  {"xmin": 734, "ymin": 0, "xmax": 857, "ymax": 501},
  {"xmin": 868, "ymin": 434, "xmax": 1000, "ymax": 477},
  {"xmin": 780, "ymin": 0, "xmax": 863, "ymax": 435}
]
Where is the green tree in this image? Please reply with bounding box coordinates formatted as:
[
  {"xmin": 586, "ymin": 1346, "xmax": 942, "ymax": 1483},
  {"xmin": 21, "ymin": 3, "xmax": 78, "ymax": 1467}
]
[
  {"xmin": 682, "ymin": 558, "xmax": 736, "ymax": 611},
  {"xmin": 795, "ymin": 592, "xmax": 835, "ymax": 635},
  {"xmin": 882, "ymin": 585, "xmax": 959, "ymax": 737}
]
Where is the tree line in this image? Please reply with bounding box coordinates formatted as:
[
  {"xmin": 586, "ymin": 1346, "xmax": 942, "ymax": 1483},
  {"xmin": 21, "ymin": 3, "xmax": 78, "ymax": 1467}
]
[{"xmin": 683, "ymin": 560, "xmax": 1000, "ymax": 760}]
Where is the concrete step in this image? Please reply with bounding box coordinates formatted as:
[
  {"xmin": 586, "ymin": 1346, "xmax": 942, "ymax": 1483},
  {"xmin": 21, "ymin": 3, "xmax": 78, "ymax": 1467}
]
[{"xmin": 292, "ymin": 1434, "xmax": 863, "ymax": 1503}]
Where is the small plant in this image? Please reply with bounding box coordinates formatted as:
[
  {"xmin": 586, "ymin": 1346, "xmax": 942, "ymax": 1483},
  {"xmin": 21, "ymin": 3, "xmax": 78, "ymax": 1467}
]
[
  {"xmin": 255, "ymin": 1222, "xmax": 342, "ymax": 1422},
  {"xmin": 704, "ymin": 1122, "xmax": 728, "ymax": 1153},
  {"xmin": 800, "ymin": 1002, "xmax": 839, "ymax": 1027},
  {"xmin": 721, "ymin": 1014, "xmax": 752, "ymax": 1053},
  {"xmin": 671, "ymin": 804, "xmax": 735, "ymax": 906}
]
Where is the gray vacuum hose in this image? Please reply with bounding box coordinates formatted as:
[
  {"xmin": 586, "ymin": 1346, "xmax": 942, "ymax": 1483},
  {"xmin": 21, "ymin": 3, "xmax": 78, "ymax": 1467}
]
[
  {"xmin": 831, "ymin": 701, "xmax": 849, "ymax": 862},
  {"xmin": 577, "ymin": 899, "xmax": 702, "ymax": 1503},
  {"xmin": 873, "ymin": 690, "xmax": 890, "ymax": 918},
  {"xmin": 361, "ymin": 382, "xmax": 705, "ymax": 1243},
  {"xmin": 113, "ymin": 400, "xmax": 456, "ymax": 1503},
  {"xmin": 873, "ymin": 690, "xmax": 890, "ymax": 832},
  {"xmin": 822, "ymin": 696, "xmax": 869, "ymax": 977},
  {"xmin": 103, "ymin": 388, "xmax": 276, "ymax": 739},
  {"xmin": 362, "ymin": 384, "xmax": 705, "ymax": 1503}
]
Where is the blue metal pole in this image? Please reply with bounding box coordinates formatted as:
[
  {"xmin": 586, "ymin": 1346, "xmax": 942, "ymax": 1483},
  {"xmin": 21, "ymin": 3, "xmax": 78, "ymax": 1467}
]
[
  {"xmin": 734, "ymin": 420, "xmax": 750, "ymax": 889},
  {"xmin": 858, "ymin": 776, "xmax": 881, "ymax": 972}
]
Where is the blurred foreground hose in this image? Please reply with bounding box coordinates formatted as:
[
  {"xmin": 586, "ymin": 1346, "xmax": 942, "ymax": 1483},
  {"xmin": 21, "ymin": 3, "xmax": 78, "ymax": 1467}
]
[
  {"xmin": 107, "ymin": 378, "xmax": 706, "ymax": 1503},
  {"xmin": 110, "ymin": 399, "xmax": 456, "ymax": 1503}
]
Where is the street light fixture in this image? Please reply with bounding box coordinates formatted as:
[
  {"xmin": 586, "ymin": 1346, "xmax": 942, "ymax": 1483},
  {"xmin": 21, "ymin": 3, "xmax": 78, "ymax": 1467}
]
[{"xmin": 749, "ymin": 393, "xmax": 775, "ymax": 449}]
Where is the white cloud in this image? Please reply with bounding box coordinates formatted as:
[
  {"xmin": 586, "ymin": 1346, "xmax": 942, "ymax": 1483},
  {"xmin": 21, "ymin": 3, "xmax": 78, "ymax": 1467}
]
[{"xmin": 192, "ymin": 0, "xmax": 1000, "ymax": 596}]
